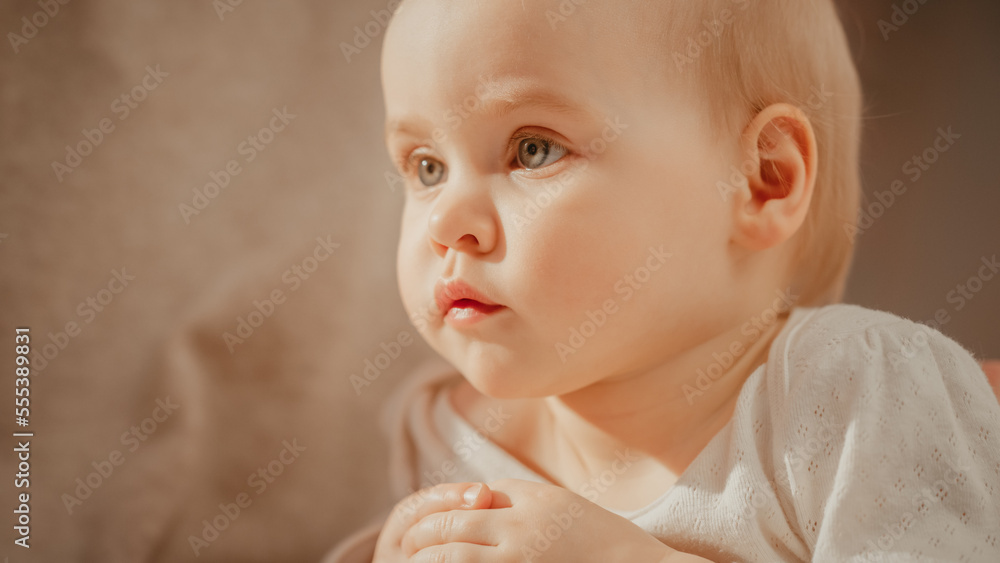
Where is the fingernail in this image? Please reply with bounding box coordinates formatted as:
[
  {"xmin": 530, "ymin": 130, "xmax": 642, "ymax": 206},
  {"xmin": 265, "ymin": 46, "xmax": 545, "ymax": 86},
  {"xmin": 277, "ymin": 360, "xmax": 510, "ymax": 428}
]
[{"xmin": 462, "ymin": 483, "xmax": 482, "ymax": 507}]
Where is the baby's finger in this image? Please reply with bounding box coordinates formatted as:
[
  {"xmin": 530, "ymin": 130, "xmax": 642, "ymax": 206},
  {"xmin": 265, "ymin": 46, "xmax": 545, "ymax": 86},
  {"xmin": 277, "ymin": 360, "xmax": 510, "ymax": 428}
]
[
  {"xmin": 483, "ymin": 477, "xmax": 554, "ymax": 508},
  {"xmin": 381, "ymin": 482, "xmax": 491, "ymax": 547},
  {"xmin": 400, "ymin": 507, "xmax": 500, "ymax": 556},
  {"xmin": 409, "ymin": 542, "xmax": 495, "ymax": 563}
]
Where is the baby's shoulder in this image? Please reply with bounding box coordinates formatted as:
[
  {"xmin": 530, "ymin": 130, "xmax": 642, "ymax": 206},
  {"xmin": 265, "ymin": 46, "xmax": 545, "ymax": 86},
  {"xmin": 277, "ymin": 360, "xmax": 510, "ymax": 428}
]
[
  {"xmin": 765, "ymin": 303, "xmax": 993, "ymax": 425},
  {"xmin": 784, "ymin": 302, "xmax": 945, "ymax": 356},
  {"xmin": 750, "ymin": 308, "xmax": 1000, "ymax": 560},
  {"xmin": 776, "ymin": 303, "xmax": 975, "ymax": 386}
]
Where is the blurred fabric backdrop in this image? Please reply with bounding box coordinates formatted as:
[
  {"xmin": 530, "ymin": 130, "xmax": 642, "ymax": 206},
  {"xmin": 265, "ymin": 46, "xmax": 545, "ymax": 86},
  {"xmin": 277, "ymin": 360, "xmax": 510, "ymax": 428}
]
[{"xmin": 0, "ymin": 0, "xmax": 997, "ymax": 561}]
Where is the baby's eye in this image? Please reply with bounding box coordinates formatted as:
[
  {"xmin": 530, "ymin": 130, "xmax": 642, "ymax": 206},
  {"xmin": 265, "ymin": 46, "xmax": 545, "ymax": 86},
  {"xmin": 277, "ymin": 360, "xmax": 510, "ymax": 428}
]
[
  {"xmin": 417, "ymin": 157, "xmax": 446, "ymax": 187},
  {"xmin": 516, "ymin": 136, "xmax": 567, "ymax": 170}
]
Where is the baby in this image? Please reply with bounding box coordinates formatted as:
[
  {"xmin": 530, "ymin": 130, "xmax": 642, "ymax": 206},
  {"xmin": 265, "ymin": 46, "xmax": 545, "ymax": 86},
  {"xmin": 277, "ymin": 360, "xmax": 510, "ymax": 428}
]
[{"xmin": 340, "ymin": 0, "xmax": 1000, "ymax": 561}]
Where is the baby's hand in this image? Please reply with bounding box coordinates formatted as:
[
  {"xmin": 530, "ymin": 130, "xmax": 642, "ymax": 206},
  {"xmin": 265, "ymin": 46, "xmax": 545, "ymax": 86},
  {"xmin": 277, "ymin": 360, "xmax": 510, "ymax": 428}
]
[
  {"xmin": 373, "ymin": 481, "xmax": 492, "ymax": 563},
  {"xmin": 401, "ymin": 478, "xmax": 712, "ymax": 562}
]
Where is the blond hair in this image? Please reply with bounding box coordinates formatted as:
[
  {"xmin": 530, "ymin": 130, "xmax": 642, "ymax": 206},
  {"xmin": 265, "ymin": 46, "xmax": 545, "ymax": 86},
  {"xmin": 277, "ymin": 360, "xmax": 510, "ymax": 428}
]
[{"xmin": 661, "ymin": 0, "xmax": 864, "ymax": 306}]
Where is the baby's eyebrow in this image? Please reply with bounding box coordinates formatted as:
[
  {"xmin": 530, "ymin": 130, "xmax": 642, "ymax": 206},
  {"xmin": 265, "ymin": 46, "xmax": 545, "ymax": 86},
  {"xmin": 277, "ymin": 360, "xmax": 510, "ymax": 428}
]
[
  {"xmin": 385, "ymin": 85, "xmax": 601, "ymax": 142},
  {"xmin": 479, "ymin": 87, "xmax": 599, "ymax": 121}
]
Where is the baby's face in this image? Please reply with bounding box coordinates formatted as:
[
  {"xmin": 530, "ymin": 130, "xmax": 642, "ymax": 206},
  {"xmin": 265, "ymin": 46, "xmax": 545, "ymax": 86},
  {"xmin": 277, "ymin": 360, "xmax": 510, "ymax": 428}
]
[{"xmin": 383, "ymin": 0, "xmax": 742, "ymax": 398}]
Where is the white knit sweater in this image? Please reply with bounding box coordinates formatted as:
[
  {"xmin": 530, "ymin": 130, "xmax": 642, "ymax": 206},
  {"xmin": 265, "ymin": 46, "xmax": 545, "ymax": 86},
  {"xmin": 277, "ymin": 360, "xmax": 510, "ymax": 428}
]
[{"xmin": 325, "ymin": 304, "xmax": 1000, "ymax": 563}]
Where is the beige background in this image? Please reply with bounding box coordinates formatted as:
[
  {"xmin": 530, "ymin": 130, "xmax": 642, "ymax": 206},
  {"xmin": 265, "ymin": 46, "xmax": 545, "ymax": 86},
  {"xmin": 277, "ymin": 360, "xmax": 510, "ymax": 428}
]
[{"xmin": 0, "ymin": 1, "xmax": 997, "ymax": 561}]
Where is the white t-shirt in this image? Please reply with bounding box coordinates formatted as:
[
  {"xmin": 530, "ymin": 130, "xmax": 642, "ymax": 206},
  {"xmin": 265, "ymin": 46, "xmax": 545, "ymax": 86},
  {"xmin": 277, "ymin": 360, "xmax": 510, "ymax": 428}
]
[{"xmin": 325, "ymin": 304, "xmax": 1000, "ymax": 563}]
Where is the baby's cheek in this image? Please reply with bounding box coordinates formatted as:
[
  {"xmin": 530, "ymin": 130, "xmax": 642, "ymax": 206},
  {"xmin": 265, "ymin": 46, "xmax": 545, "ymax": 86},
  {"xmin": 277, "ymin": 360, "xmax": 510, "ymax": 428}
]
[
  {"xmin": 510, "ymin": 208, "xmax": 633, "ymax": 329},
  {"xmin": 396, "ymin": 226, "xmax": 436, "ymax": 324}
]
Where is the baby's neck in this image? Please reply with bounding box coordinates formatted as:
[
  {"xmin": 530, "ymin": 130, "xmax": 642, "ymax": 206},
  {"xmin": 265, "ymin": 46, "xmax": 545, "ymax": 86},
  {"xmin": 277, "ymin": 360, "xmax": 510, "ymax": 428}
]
[{"xmin": 544, "ymin": 313, "xmax": 789, "ymax": 480}]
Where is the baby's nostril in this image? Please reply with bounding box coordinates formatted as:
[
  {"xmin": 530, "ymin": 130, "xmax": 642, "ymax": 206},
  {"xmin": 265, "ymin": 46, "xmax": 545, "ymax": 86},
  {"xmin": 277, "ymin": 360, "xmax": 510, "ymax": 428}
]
[{"xmin": 458, "ymin": 233, "xmax": 480, "ymax": 247}]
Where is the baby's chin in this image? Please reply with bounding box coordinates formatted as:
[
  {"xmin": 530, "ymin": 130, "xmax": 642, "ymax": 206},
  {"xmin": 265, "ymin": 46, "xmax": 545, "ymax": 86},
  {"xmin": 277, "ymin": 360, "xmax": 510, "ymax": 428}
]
[
  {"xmin": 458, "ymin": 362, "xmax": 586, "ymax": 401},
  {"xmin": 438, "ymin": 338, "xmax": 597, "ymax": 399},
  {"xmin": 458, "ymin": 365, "xmax": 548, "ymax": 400}
]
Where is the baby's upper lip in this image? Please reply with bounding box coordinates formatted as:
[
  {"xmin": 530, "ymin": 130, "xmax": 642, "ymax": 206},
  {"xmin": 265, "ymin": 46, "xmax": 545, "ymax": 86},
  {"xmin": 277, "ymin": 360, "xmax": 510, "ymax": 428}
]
[{"xmin": 434, "ymin": 278, "xmax": 503, "ymax": 315}]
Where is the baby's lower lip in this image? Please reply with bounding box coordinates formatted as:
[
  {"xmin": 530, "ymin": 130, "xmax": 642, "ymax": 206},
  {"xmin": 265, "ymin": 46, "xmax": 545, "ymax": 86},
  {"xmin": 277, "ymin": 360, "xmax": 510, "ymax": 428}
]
[{"xmin": 445, "ymin": 299, "xmax": 506, "ymax": 326}]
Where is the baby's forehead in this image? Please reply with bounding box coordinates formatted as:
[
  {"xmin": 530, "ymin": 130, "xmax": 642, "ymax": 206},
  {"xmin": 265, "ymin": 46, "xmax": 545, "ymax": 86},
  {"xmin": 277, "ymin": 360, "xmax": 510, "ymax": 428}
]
[
  {"xmin": 382, "ymin": 0, "xmax": 677, "ymax": 115},
  {"xmin": 386, "ymin": 0, "xmax": 669, "ymax": 64}
]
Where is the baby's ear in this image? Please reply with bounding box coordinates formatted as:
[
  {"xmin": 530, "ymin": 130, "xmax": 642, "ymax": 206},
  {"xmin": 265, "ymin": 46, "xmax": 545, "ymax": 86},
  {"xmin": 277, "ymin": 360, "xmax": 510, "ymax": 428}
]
[{"xmin": 730, "ymin": 103, "xmax": 817, "ymax": 251}]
